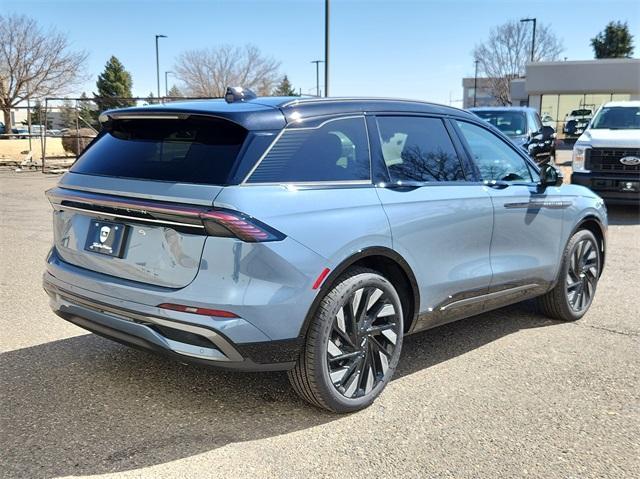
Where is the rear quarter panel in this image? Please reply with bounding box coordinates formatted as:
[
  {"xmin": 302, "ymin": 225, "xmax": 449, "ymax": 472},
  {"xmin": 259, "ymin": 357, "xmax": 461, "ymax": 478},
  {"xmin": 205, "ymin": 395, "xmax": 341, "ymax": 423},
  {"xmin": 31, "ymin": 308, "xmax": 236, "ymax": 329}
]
[{"xmin": 213, "ymin": 185, "xmax": 392, "ymax": 264}]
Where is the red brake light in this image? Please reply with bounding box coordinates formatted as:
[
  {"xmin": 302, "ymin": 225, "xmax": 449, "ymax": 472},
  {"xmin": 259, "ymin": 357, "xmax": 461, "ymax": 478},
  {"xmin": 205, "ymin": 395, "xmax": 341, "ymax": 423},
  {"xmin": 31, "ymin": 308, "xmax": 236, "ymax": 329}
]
[
  {"xmin": 158, "ymin": 303, "xmax": 239, "ymax": 318},
  {"xmin": 199, "ymin": 209, "xmax": 285, "ymax": 242}
]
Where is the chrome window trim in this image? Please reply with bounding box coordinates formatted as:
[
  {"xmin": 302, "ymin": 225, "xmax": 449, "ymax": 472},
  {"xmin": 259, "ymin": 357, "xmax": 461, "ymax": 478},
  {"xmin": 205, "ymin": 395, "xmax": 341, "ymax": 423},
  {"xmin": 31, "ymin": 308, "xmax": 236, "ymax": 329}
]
[
  {"xmin": 239, "ymin": 179, "xmax": 372, "ymax": 188},
  {"xmin": 241, "ymin": 115, "xmax": 372, "ymax": 185}
]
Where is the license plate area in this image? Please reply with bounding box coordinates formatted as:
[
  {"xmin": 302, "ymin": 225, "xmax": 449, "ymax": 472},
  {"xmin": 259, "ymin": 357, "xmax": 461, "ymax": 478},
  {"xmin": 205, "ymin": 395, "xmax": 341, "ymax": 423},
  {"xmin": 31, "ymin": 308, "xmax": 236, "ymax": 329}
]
[
  {"xmin": 619, "ymin": 181, "xmax": 639, "ymax": 192},
  {"xmin": 84, "ymin": 220, "xmax": 129, "ymax": 257}
]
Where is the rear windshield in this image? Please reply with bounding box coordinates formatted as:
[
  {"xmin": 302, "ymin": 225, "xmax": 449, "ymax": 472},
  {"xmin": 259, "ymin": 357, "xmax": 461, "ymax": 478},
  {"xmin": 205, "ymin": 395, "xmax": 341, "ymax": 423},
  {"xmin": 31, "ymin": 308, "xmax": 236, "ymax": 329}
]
[
  {"xmin": 473, "ymin": 110, "xmax": 527, "ymax": 137},
  {"xmin": 569, "ymin": 109, "xmax": 592, "ymax": 117},
  {"xmin": 71, "ymin": 116, "xmax": 248, "ymax": 184}
]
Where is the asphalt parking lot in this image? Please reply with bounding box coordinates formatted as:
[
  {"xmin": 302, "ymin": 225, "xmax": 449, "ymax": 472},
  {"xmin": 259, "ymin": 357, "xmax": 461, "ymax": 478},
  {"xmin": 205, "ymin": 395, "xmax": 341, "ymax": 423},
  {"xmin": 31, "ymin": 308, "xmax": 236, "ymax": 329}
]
[{"xmin": 1, "ymin": 171, "xmax": 638, "ymax": 478}]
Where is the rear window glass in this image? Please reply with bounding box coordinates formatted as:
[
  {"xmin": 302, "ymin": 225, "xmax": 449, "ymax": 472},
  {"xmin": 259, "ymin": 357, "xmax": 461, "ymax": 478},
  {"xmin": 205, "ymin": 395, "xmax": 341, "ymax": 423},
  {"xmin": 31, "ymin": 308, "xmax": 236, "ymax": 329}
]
[
  {"xmin": 247, "ymin": 117, "xmax": 370, "ymax": 183},
  {"xmin": 71, "ymin": 116, "xmax": 247, "ymax": 185},
  {"xmin": 473, "ymin": 110, "xmax": 527, "ymax": 136}
]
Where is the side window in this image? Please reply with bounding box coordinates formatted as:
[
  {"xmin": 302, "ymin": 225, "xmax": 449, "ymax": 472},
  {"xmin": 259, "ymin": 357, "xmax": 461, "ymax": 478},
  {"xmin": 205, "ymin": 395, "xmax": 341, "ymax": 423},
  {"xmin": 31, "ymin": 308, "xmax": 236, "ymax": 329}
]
[
  {"xmin": 456, "ymin": 121, "xmax": 533, "ymax": 183},
  {"xmin": 376, "ymin": 116, "xmax": 465, "ymax": 182},
  {"xmin": 529, "ymin": 111, "xmax": 542, "ymax": 133},
  {"xmin": 248, "ymin": 117, "xmax": 370, "ymax": 183}
]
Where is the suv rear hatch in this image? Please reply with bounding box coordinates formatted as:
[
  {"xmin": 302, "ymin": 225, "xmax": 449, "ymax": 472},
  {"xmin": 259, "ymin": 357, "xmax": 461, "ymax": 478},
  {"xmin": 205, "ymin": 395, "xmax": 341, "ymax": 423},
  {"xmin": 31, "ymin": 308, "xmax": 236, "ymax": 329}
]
[{"xmin": 47, "ymin": 113, "xmax": 258, "ymax": 289}]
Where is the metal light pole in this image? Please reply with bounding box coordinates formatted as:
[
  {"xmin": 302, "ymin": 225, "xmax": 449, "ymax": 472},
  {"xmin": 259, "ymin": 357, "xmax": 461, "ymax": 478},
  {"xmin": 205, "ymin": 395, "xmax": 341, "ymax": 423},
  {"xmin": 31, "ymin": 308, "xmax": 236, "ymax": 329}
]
[
  {"xmin": 155, "ymin": 34, "xmax": 167, "ymax": 99},
  {"xmin": 324, "ymin": 0, "xmax": 330, "ymax": 97},
  {"xmin": 311, "ymin": 60, "xmax": 324, "ymax": 97},
  {"xmin": 473, "ymin": 59, "xmax": 479, "ymax": 107},
  {"xmin": 520, "ymin": 18, "xmax": 536, "ymax": 62},
  {"xmin": 165, "ymin": 71, "xmax": 173, "ymax": 96}
]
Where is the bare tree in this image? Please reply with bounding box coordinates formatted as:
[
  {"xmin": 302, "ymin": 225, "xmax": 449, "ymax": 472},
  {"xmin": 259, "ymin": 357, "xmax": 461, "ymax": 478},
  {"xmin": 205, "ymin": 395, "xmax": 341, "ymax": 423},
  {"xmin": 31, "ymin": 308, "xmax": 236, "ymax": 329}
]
[
  {"xmin": 174, "ymin": 44, "xmax": 280, "ymax": 97},
  {"xmin": 0, "ymin": 14, "xmax": 88, "ymax": 132},
  {"xmin": 473, "ymin": 20, "xmax": 563, "ymax": 105}
]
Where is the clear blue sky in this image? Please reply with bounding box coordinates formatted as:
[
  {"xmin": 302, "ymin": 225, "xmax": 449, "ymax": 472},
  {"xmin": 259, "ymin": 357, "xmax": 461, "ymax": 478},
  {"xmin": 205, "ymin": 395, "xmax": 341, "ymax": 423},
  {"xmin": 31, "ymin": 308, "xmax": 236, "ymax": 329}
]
[{"xmin": 4, "ymin": 0, "xmax": 640, "ymax": 106}]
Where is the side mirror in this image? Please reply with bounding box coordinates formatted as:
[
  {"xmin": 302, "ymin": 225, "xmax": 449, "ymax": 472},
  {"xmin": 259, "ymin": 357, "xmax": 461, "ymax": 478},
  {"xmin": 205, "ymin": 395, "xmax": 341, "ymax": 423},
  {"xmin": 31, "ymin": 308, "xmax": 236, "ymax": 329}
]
[
  {"xmin": 541, "ymin": 125, "xmax": 555, "ymax": 138},
  {"xmin": 539, "ymin": 163, "xmax": 563, "ymax": 188}
]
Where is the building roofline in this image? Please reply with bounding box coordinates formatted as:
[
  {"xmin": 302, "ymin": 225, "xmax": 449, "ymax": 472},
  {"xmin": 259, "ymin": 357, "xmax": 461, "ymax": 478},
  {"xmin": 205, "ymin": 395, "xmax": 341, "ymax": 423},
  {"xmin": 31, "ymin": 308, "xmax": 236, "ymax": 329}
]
[{"xmin": 525, "ymin": 58, "xmax": 640, "ymax": 67}]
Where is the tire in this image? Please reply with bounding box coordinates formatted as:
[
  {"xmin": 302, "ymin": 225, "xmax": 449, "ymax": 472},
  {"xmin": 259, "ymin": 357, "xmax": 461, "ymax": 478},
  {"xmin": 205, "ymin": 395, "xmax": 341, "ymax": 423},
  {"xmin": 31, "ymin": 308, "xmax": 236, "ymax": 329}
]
[
  {"xmin": 537, "ymin": 229, "xmax": 601, "ymax": 321},
  {"xmin": 288, "ymin": 267, "xmax": 404, "ymax": 413}
]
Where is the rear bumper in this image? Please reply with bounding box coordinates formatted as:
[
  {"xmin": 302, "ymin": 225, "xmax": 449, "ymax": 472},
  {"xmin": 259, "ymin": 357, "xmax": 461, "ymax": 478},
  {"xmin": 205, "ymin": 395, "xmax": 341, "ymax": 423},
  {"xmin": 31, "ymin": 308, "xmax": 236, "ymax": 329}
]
[
  {"xmin": 43, "ymin": 273, "xmax": 301, "ymax": 371},
  {"xmin": 571, "ymin": 172, "xmax": 640, "ymax": 205}
]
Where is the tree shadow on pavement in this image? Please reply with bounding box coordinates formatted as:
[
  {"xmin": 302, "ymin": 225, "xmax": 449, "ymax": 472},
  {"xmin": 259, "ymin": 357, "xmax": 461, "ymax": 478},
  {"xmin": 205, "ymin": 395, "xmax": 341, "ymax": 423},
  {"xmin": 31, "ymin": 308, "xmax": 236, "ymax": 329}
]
[{"xmin": 1, "ymin": 302, "xmax": 556, "ymax": 478}]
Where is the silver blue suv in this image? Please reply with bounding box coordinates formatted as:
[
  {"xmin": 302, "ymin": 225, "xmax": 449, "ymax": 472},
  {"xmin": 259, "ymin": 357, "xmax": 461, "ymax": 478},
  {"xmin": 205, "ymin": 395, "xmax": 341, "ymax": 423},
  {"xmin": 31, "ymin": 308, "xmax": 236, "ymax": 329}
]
[{"xmin": 44, "ymin": 90, "xmax": 607, "ymax": 412}]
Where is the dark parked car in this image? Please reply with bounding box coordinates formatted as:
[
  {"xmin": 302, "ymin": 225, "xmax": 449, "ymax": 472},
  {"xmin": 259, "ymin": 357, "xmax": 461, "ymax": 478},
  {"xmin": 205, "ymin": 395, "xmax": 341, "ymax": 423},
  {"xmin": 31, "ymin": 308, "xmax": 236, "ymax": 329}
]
[
  {"xmin": 44, "ymin": 90, "xmax": 607, "ymax": 412},
  {"xmin": 469, "ymin": 107, "xmax": 555, "ymax": 164},
  {"xmin": 563, "ymin": 108, "xmax": 594, "ymax": 140}
]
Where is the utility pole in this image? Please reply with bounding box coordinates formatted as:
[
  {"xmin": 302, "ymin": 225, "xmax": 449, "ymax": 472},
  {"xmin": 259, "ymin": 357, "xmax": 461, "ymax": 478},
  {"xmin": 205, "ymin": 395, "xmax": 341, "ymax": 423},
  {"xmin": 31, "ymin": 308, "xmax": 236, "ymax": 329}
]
[
  {"xmin": 473, "ymin": 59, "xmax": 479, "ymax": 107},
  {"xmin": 324, "ymin": 0, "xmax": 330, "ymax": 97},
  {"xmin": 311, "ymin": 60, "xmax": 324, "ymax": 97},
  {"xmin": 155, "ymin": 34, "xmax": 167, "ymax": 99},
  {"xmin": 520, "ymin": 18, "xmax": 536, "ymax": 62}
]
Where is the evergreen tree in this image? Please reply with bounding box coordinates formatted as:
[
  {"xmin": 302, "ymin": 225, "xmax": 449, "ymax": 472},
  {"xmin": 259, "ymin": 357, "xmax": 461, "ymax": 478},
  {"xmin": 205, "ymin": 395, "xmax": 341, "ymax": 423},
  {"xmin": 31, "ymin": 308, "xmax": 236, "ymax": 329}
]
[
  {"xmin": 22, "ymin": 100, "xmax": 44, "ymax": 125},
  {"xmin": 167, "ymin": 85, "xmax": 183, "ymax": 98},
  {"xmin": 94, "ymin": 56, "xmax": 135, "ymax": 112},
  {"xmin": 78, "ymin": 92, "xmax": 98, "ymax": 130},
  {"xmin": 28, "ymin": 100, "xmax": 45, "ymax": 125},
  {"xmin": 59, "ymin": 99, "xmax": 77, "ymax": 129},
  {"xmin": 591, "ymin": 21, "xmax": 635, "ymax": 58},
  {"xmin": 273, "ymin": 75, "xmax": 297, "ymax": 96},
  {"xmin": 146, "ymin": 91, "xmax": 157, "ymax": 105}
]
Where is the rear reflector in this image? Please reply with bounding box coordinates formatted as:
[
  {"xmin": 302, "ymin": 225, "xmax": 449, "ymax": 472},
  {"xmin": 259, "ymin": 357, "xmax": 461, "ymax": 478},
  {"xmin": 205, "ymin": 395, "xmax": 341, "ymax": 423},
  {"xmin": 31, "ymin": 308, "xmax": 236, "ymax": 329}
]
[
  {"xmin": 158, "ymin": 303, "xmax": 239, "ymax": 318},
  {"xmin": 312, "ymin": 268, "xmax": 331, "ymax": 289},
  {"xmin": 200, "ymin": 209, "xmax": 285, "ymax": 242}
]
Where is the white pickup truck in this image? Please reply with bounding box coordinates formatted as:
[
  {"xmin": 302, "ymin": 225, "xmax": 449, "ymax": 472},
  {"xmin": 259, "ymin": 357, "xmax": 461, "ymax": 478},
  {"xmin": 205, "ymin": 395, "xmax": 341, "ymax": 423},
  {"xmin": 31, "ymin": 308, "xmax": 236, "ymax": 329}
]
[{"xmin": 571, "ymin": 101, "xmax": 640, "ymax": 205}]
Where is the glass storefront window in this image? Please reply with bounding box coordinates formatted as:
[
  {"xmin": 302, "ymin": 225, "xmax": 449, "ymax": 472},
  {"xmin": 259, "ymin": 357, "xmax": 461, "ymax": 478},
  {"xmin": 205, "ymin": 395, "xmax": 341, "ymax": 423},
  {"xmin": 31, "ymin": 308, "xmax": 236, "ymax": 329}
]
[
  {"xmin": 612, "ymin": 94, "xmax": 632, "ymax": 102},
  {"xmin": 540, "ymin": 94, "xmax": 559, "ymax": 131},
  {"xmin": 584, "ymin": 94, "xmax": 613, "ymax": 115},
  {"xmin": 557, "ymin": 95, "xmax": 587, "ymax": 139},
  {"xmin": 540, "ymin": 93, "xmax": 634, "ymax": 141}
]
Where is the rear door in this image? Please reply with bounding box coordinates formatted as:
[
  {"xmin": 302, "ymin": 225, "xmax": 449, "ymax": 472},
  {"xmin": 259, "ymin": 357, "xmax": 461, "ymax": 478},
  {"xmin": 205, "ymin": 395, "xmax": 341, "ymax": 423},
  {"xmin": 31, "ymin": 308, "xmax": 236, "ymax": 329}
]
[
  {"xmin": 48, "ymin": 115, "xmax": 251, "ymax": 288},
  {"xmin": 371, "ymin": 115, "xmax": 494, "ymax": 332},
  {"xmin": 453, "ymin": 119, "xmax": 566, "ymax": 303},
  {"xmin": 215, "ymin": 115, "xmax": 391, "ymax": 261}
]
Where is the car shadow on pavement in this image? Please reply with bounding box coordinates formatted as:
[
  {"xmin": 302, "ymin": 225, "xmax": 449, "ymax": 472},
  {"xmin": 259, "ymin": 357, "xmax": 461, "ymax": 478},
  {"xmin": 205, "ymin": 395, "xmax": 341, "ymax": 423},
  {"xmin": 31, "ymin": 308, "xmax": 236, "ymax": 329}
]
[
  {"xmin": 606, "ymin": 205, "xmax": 639, "ymax": 226},
  {"xmin": 1, "ymin": 302, "xmax": 556, "ymax": 477}
]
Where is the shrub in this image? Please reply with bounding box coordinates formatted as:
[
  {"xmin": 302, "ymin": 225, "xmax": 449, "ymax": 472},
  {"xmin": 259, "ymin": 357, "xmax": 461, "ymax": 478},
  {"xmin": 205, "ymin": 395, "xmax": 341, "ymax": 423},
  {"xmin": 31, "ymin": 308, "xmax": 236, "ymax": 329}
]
[{"xmin": 61, "ymin": 128, "xmax": 96, "ymax": 156}]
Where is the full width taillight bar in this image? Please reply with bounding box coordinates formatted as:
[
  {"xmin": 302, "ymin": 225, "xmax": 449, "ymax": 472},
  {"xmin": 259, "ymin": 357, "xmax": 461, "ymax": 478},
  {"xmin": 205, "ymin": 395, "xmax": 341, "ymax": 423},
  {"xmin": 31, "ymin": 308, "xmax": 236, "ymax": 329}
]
[{"xmin": 46, "ymin": 187, "xmax": 285, "ymax": 243}]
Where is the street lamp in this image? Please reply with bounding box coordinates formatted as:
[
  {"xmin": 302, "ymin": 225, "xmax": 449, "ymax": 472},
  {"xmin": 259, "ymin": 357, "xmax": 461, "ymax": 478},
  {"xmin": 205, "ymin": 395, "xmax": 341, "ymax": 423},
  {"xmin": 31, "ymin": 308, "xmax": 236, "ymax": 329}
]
[
  {"xmin": 473, "ymin": 59, "xmax": 479, "ymax": 107},
  {"xmin": 165, "ymin": 71, "xmax": 174, "ymax": 97},
  {"xmin": 155, "ymin": 34, "xmax": 167, "ymax": 99},
  {"xmin": 324, "ymin": 0, "xmax": 330, "ymax": 97},
  {"xmin": 520, "ymin": 18, "xmax": 536, "ymax": 63},
  {"xmin": 310, "ymin": 60, "xmax": 324, "ymax": 97}
]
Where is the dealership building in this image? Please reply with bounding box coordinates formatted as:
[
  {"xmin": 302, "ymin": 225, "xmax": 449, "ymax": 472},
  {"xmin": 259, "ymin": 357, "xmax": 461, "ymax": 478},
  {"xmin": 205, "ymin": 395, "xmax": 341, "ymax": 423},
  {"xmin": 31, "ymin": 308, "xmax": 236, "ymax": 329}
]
[{"xmin": 462, "ymin": 58, "xmax": 640, "ymax": 136}]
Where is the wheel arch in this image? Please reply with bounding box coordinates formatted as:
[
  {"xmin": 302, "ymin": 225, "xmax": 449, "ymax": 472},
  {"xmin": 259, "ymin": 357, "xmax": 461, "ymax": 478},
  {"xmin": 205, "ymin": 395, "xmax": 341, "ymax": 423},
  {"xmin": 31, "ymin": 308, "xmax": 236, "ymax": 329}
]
[
  {"xmin": 573, "ymin": 215, "xmax": 606, "ymax": 275},
  {"xmin": 298, "ymin": 247, "xmax": 420, "ymax": 339}
]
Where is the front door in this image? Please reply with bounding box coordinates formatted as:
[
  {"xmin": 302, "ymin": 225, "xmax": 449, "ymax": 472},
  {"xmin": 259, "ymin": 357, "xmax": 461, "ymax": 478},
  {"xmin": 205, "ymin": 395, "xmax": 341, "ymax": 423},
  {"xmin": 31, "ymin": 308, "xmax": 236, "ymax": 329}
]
[{"xmin": 453, "ymin": 119, "xmax": 566, "ymax": 308}]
